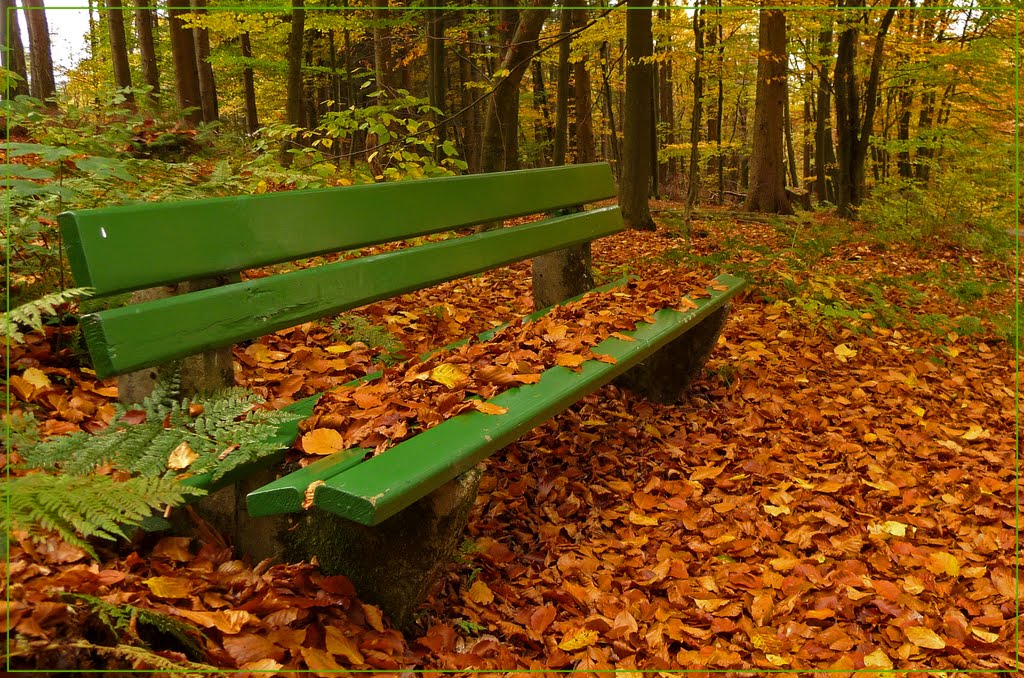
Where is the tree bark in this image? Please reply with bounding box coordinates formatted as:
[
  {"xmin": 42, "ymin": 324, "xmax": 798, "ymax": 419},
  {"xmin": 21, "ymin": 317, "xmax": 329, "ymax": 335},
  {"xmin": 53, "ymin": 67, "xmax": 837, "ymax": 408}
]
[
  {"xmin": 281, "ymin": 0, "xmax": 305, "ymax": 165},
  {"xmin": 479, "ymin": 3, "xmax": 549, "ymax": 175},
  {"xmin": 573, "ymin": 6, "xmax": 595, "ymax": 164},
  {"xmin": 0, "ymin": 0, "xmax": 30, "ymax": 98},
  {"xmin": 686, "ymin": 1, "xmax": 704, "ymax": 210},
  {"xmin": 656, "ymin": 0, "xmax": 675, "ymax": 195},
  {"xmin": 552, "ymin": 4, "xmax": 571, "ymax": 166},
  {"xmin": 427, "ymin": 0, "xmax": 446, "ymax": 153},
  {"xmin": 106, "ymin": 0, "xmax": 134, "ymax": 106},
  {"xmin": 22, "ymin": 0, "xmax": 55, "ymax": 102},
  {"xmin": 620, "ymin": 0, "xmax": 656, "ymax": 230},
  {"xmin": 168, "ymin": 7, "xmax": 202, "ymax": 125},
  {"xmin": 240, "ymin": 32, "xmax": 259, "ymax": 134},
  {"xmin": 133, "ymin": 0, "xmax": 160, "ymax": 106},
  {"xmin": 814, "ymin": 22, "xmax": 835, "ymax": 203},
  {"xmin": 372, "ymin": 0, "xmax": 391, "ymax": 93},
  {"xmin": 191, "ymin": 0, "xmax": 218, "ymax": 122},
  {"xmin": 744, "ymin": 7, "xmax": 792, "ymax": 214}
]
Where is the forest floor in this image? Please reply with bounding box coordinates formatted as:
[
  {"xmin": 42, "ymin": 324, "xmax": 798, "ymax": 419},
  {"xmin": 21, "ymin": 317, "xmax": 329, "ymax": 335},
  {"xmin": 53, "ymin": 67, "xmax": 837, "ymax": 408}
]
[{"xmin": 5, "ymin": 203, "xmax": 1021, "ymax": 675}]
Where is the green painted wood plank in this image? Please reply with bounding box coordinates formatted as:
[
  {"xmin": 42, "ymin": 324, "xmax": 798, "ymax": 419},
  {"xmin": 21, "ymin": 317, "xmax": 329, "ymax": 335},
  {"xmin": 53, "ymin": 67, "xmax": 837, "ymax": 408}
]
[
  {"xmin": 59, "ymin": 163, "xmax": 617, "ymax": 296},
  {"xmin": 81, "ymin": 207, "xmax": 624, "ymax": 378},
  {"xmin": 244, "ymin": 276, "xmax": 635, "ymax": 516},
  {"xmin": 309, "ymin": 274, "xmax": 746, "ymax": 526}
]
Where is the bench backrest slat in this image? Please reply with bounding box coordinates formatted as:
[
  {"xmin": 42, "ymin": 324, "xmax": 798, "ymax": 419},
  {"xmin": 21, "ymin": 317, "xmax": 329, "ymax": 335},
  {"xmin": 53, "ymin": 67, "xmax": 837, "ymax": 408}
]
[
  {"xmin": 60, "ymin": 163, "xmax": 617, "ymax": 297},
  {"xmin": 82, "ymin": 206, "xmax": 624, "ymax": 377}
]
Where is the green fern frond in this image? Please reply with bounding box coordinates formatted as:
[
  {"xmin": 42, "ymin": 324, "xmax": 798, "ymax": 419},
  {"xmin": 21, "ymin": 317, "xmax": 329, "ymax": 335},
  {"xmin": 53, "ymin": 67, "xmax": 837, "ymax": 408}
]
[
  {"xmin": 68, "ymin": 640, "xmax": 217, "ymax": 674},
  {"xmin": 1, "ymin": 287, "xmax": 93, "ymax": 343},
  {"xmin": 5, "ymin": 474, "xmax": 204, "ymax": 558}
]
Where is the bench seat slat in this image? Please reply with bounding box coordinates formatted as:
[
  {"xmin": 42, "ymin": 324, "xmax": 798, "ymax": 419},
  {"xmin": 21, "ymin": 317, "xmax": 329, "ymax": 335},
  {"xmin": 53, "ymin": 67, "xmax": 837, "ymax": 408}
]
[
  {"xmin": 247, "ymin": 273, "xmax": 746, "ymax": 526},
  {"xmin": 59, "ymin": 163, "xmax": 617, "ymax": 296},
  {"xmin": 81, "ymin": 206, "xmax": 623, "ymax": 378},
  {"xmin": 243, "ymin": 276, "xmax": 636, "ymax": 514}
]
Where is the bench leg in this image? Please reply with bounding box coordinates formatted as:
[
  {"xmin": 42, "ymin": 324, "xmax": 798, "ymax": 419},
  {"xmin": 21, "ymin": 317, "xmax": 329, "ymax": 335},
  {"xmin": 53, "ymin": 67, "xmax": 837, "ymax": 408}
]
[
  {"xmin": 614, "ymin": 303, "xmax": 730, "ymax": 404},
  {"xmin": 284, "ymin": 466, "xmax": 483, "ymax": 631}
]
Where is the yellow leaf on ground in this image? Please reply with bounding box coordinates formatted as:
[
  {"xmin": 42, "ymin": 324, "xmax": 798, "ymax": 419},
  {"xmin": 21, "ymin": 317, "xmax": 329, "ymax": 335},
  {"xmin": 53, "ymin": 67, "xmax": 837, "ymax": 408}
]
[
  {"xmin": 22, "ymin": 367, "xmax": 51, "ymax": 391},
  {"xmin": 962, "ymin": 424, "xmax": 989, "ymax": 441},
  {"xmin": 905, "ymin": 626, "xmax": 946, "ymax": 649},
  {"xmin": 325, "ymin": 343, "xmax": 353, "ymax": 354},
  {"xmin": 300, "ymin": 646, "xmax": 345, "ymax": 677},
  {"xmin": 324, "ymin": 625, "xmax": 365, "ymax": 665},
  {"xmin": 302, "ymin": 428, "xmax": 345, "ymax": 455},
  {"xmin": 144, "ymin": 576, "xmax": 191, "ymax": 599},
  {"xmin": 558, "ymin": 628, "xmax": 598, "ymax": 651},
  {"xmin": 466, "ymin": 579, "xmax": 495, "ymax": 605},
  {"xmin": 472, "ymin": 400, "xmax": 508, "ymax": 415},
  {"xmin": 970, "ymin": 627, "xmax": 999, "ymax": 643},
  {"xmin": 833, "ymin": 343, "xmax": 857, "ymax": 360},
  {"xmin": 429, "ymin": 362, "xmax": 468, "ymax": 388},
  {"xmin": 628, "ymin": 511, "xmax": 658, "ymax": 526},
  {"xmin": 926, "ymin": 551, "xmax": 960, "ymax": 577},
  {"xmin": 863, "ymin": 648, "xmax": 893, "ymax": 669},
  {"xmin": 167, "ymin": 441, "xmax": 198, "ymax": 470}
]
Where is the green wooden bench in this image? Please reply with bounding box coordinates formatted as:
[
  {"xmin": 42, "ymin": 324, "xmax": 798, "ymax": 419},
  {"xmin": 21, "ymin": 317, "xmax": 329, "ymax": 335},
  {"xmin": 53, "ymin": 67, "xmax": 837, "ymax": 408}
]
[{"xmin": 60, "ymin": 162, "xmax": 744, "ymax": 625}]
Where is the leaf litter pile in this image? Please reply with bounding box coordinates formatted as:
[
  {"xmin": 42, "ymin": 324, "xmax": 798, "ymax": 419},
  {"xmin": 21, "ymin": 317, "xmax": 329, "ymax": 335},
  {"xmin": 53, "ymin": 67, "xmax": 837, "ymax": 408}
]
[
  {"xmin": 4, "ymin": 208, "xmax": 1020, "ymax": 674},
  {"xmin": 297, "ymin": 273, "xmax": 718, "ymax": 459}
]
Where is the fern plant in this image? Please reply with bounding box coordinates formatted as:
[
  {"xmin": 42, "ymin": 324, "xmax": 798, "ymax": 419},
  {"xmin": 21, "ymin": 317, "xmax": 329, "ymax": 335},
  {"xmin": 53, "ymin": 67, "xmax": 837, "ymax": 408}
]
[
  {"xmin": 22, "ymin": 382, "xmax": 302, "ymax": 482},
  {"xmin": 2, "ymin": 287, "xmax": 93, "ymax": 343},
  {"xmin": 4, "ymin": 474, "xmax": 203, "ymax": 558}
]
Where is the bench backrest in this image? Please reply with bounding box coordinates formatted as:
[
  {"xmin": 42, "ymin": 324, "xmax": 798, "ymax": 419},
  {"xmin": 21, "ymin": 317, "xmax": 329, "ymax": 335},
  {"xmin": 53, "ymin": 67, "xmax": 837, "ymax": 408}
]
[{"xmin": 60, "ymin": 163, "xmax": 622, "ymax": 379}]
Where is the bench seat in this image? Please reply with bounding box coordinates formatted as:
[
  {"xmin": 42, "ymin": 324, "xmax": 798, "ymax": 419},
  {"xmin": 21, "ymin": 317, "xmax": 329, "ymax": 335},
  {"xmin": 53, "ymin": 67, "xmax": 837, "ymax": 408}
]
[{"xmin": 247, "ymin": 272, "xmax": 745, "ymax": 525}]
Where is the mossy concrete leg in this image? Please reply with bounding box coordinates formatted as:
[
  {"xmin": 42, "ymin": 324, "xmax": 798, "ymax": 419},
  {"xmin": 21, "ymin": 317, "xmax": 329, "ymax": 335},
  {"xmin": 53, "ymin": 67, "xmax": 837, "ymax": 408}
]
[
  {"xmin": 532, "ymin": 242, "xmax": 595, "ymax": 310},
  {"xmin": 285, "ymin": 466, "xmax": 484, "ymax": 631},
  {"xmin": 614, "ymin": 304, "xmax": 730, "ymax": 404}
]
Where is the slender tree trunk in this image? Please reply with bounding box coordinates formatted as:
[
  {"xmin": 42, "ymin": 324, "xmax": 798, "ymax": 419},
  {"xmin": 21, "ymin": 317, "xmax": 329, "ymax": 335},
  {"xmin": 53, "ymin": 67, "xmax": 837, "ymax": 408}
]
[
  {"xmin": 106, "ymin": 0, "xmax": 134, "ymax": 106},
  {"xmin": 715, "ymin": 0, "xmax": 724, "ymax": 203},
  {"xmin": 372, "ymin": 0, "xmax": 391, "ymax": 93},
  {"xmin": 427, "ymin": 0, "xmax": 446, "ymax": 153},
  {"xmin": 281, "ymin": 0, "xmax": 305, "ymax": 165},
  {"xmin": 133, "ymin": 0, "xmax": 160, "ymax": 106},
  {"xmin": 599, "ymin": 40, "xmax": 620, "ymax": 173},
  {"xmin": 239, "ymin": 32, "xmax": 259, "ymax": 134},
  {"xmin": 573, "ymin": 6, "xmax": 595, "ymax": 164},
  {"xmin": 621, "ymin": 0, "xmax": 656, "ymax": 230},
  {"xmin": 1, "ymin": 0, "xmax": 30, "ymax": 98},
  {"xmin": 656, "ymin": 0, "xmax": 675, "ymax": 195},
  {"xmin": 783, "ymin": 83, "xmax": 798, "ymax": 187},
  {"xmin": 686, "ymin": 1, "xmax": 704, "ymax": 209},
  {"xmin": 22, "ymin": 0, "xmax": 55, "ymax": 102},
  {"xmin": 479, "ymin": 4, "xmax": 549, "ymax": 175},
  {"xmin": 531, "ymin": 60, "xmax": 553, "ymax": 165},
  {"xmin": 168, "ymin": 6, "xmax": 202, "ymax": 124},
  {"xmin": 459, "ymin": 37, "xmax": 479, "ymax": 171},
  {"xmin": 815, "ymin": 22, "xmax": 835, "ymax": 202},
  {"xmin": 191, "ymin": 0, "xmax": 218, "ymax": 122},
  {"xmin": 803, "ymin": 79, "xmax": 813, "ymax": 189},
  {"xmin": 552, "ymin": 4, "xmax": 571, "ymax": 166},
  {"xmin": 744, "ymin": 6, "xmax": 792, "ymax": 214}
]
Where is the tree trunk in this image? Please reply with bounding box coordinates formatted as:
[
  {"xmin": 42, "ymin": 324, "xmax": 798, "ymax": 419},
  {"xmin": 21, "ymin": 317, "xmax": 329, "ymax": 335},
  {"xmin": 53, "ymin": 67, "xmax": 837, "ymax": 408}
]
[
  {"xmin": 573, "ymin": 6, "xmax": 595, "ymax": 164},
  {"xmin": 599, "ymin": 40, "xmax": 620, "ymax": 173},
  {"xmin": 479, "ymin": 4, "xmax": 549, "ymax": 175},
  {"xmin": 657, "ymin": 0, "xmax": 675, "ymax": 195},
  {"xmin": 459, "ymin": 37, "xmax": 479, "ymax": 171},
  {"xmin": 744, "ymin": 7, "xmax": 791, "ymax": 214},
  {"xmin": 1, "ymin": 0, "xmax": 30, "ymax": 98},
  {"xmin": 281, "ymin": 0, "xmax": 305, "ymax": 165},
  {"xmin": 530, "ymin": 60, "xmax": 553, "ymax": 165},
  {"xmin": 427, "ymin": 0, "xmax": 446, "ymax": 154},
  {"xmin": 168, "ymin": 7, "xmax": 202, "ymax": 125},
  {"xmin": 239, "ymin": 32, "xmax": 259, "ymax": 134},
  {"xmin": 372, "ymin": 0, "xmax": 391, "ymax": 93},
  {"xmin": 814, "ymin": 23, "xmax": 835, "ymax": 203},
  {"xmin": 715, "ymin": 0, "xmax": 724, "ymax": 203},
  {"xmin": 133, "ymin": 0, "xmax": 160, "ymax": 106},
  {"xmin": 783, "ymin": 82, "xmax": 798, "ymax": 187},
  {"xmin": 22, "ymin": 0, "xmax": 55, "ymax": 102},
  {"xmin": 686, "ymin": 1, "xmax": 704, "ymax": 210},
  {"xmin": 191, "ymin": 0, "xmax": 218, "ymax": 122},
  {"xmin": 620, "ymin": 0, "xmax": 656, "ymax": 230},
  {"xmin": 106, "ymin": 0, "xmax": 134, "ymax": 106},
  {"xmin": 552, "ymin": 4, "xmax": 571, "ymax": 166}
]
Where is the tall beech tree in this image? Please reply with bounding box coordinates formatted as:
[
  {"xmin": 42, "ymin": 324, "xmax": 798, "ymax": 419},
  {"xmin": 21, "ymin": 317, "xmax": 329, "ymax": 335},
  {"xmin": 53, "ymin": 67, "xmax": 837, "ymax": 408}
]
[
  {"xmin": 744, "ymin": 6, "xmax": 791, "ymax": 214},
  {"xmin": 168, "ymin": 6, "xmax": 202, "ymax": 124},
  {"xmin": 479, "ymin": 2, "xmax": 549, "ymax": 174},
  {"xmin": 133, "ymin": 0, "xmax": 160, "ymax": 106},
  {"xmin": 1, "ymin": 0, "xmax": 30, "ymax": 98},
  {"xmin": 22, "ymin": 0, "xmax": 55, "ymax": 102},
  {"xmin": 191, "ymin": 0, "xmax": 219, "ymax": 122},
  {"xmin": 106, "ymin": 0, "xmax": 133, "ymax": 106},
  {"xmin": 833, "ymin": 0, "xmax": 899, "ymax": 216},
  {"xmin": 620, "ymin": 0, "xmax": 656, "ymax": 230}
]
